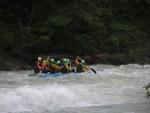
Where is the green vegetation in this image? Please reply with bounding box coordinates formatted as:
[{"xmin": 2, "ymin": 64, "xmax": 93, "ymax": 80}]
[
  {"xmin": 143, "ymin": 83, "xmax": 150, "ymax": 98},
  {"xmin": 0, "ymin": 0, "xmax": 150, "ymax": 56}
]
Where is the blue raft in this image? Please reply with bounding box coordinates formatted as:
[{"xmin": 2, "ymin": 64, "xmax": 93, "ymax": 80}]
[
  {"xmin": 38, "ymin": 71, "xmax": 94, "ymax": 78},
  {"xmin": 38, "ymin": 72, "xmax": 76, "ymax": 77}
]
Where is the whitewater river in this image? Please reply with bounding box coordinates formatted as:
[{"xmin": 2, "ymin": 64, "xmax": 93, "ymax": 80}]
[{"xmin": 0, "ymin": 64, "xmax": 150, "ymax": 113}]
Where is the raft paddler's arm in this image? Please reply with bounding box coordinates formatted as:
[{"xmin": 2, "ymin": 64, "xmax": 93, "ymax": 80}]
[
  {"xmin": 75, "ymin": 56, "xmax": 80, "ymax": 65},
  {"xmin": 82, "ymin": 64, "xmax": 90, "ymax": 70},
  {"xmin": 65, "ymin": 63, "xmax": 71, "ymax": 71},
  {"xmin": 51, "ymin": 64, "xmax": 62, "ymax": 70},
  {"xmin": 42, "ymin": 63, "xmax": 46, "ymax": 68},
  {"xmin": 45, "ymin": 56, "xmax": 50, "ymax": 64},
  {"xmin": 42, "ymin": 56, "xmax": 50, "ymax": 68}
]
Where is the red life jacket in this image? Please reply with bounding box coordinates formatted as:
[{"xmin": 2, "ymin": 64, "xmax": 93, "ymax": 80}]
[{"xmin": 34, "ymin": 61, "xmax": 42, "ymax": 69}]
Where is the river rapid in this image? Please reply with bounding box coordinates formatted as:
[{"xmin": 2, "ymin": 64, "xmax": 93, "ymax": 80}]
[{"xmin": 0, "ymin": 64, "xmax": 150, "ymax": 113}]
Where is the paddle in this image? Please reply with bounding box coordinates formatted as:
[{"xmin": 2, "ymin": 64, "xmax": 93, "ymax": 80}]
[
  {"xmin": 78, "ymin": 57, "xmax": 97, "ymax": 74},
  {"xmin": 39, "ymin": 70, "xmax": 42, "ymax": 74},
  {"xmin": 70, "ymin": 62, "xmax": 71, "ymax": 70}
]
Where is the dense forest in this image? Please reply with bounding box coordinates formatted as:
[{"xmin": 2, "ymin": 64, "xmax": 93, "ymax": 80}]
[{"xmin": 0, "ymin": 0, "xmax": 150, "ymax": 69}]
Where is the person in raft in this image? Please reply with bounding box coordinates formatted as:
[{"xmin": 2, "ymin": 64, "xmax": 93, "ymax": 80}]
[
  {"xmin": 34, "ymin": 57, "xmax": 43, "ymax": 73},
  {"xmin": 34, "ymin": 56, "xmax": 50, "ymax": 74},
  {"xmin": 48, "ymin": 58, "xmax": 62, "ymax": 74},
  {"xmin": 75, "ymin": 56, "xmax": 90, "ymax": 73},
  {"xmin": 56, "ymin": 60, "xmax": 63, "ymax": 72},
  {"xmin": 61, "ymin": 58, "xmax": 72, "ymax": 73},
  {"xmin": 41, "ymin": 60, "xmax": 50, "ymax": 74}
]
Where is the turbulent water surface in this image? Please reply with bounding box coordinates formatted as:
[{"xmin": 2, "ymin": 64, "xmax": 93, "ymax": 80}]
[{"xmin": 0, "ymin": 64, "xmax": 150, "ymax": 113}]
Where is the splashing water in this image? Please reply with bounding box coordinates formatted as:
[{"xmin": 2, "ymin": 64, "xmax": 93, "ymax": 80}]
[{"xmin": 0, "ymin": 64, "xmax": 150, "ymax": 113}]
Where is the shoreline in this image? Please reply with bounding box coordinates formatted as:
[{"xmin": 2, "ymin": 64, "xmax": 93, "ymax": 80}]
[{"xmin": 1, "ymin": 50, "xmax": 150, "ymax": 71}]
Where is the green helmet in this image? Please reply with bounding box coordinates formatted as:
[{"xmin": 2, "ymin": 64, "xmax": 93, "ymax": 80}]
[
  {"xmin": 66, "ymin": 59, "xmax": 70, "ymax": 63},
  {"xmin": 57, "ymin": 60, "xmax": 61, "ymax": 64},
  {"xmin": 50, "ymin": 58, "xmax": 55, "ymax": 63},
  {"xmin": 43, "ymin": 60, "xmax": 46, "ymax": 63},
  {"xmin": 63, "ymin": 58, "xmax": 67, "ymax": 62},
  {"xmin": 81, "ymin": 60, "xmax": 85, "ymax": 64}
]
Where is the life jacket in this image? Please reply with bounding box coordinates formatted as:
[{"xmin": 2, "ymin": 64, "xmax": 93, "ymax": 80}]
[
  {"xmin": 34, "ymin": 61, "xmax": 38, "ymax": 69},
  {"xmin": 76, "ymin": 63, "xmax": 83, "ymax": 73},
  {"xmin": 49, "ymin": 63, "xmax": 55, "ymax": 70},
  {"xmin": 34, "ymin": 61, "xmax": 42, "ymax": 69}
]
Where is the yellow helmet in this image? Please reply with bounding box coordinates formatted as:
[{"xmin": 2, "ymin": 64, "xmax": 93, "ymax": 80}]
[{"xmin": 38, "ymin": 57, "xmax": 42, "ymax": 61}]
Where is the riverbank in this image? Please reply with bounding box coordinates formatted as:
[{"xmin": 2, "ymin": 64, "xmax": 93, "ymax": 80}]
[
  {"xmin": 0, "ymin": 54, "xmax": 32, "ymax": 71},
  {"xmin": 1, "ymin": 48, "xmax": 150, "ymax": 71}
]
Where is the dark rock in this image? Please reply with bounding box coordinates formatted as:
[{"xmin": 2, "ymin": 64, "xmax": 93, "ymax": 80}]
[{"xmin": 1, "ymin": 49, "xmax": 150, "ymax": 71}]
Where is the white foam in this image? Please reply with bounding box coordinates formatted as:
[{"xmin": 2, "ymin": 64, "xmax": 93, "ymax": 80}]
[
  {"xmin": 0, "ymin": 64, "xmax": 150, "ymax": 112},
  {"xmin": 0, "ymin": 83, "xmax": 91, "ymax": 112}
]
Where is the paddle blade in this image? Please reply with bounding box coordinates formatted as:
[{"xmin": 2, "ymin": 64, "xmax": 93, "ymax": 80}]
[
  {"xmin": 90, "ymin": 68, "xmax": 96, "ymax": 74},
  {"xmin": 39, "ymin": 70, "xmax": 42, "ymax": 74}
]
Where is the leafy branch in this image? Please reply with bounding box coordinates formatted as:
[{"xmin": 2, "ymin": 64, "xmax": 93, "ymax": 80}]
[{"xmin": 143, "ymin": 83, "xmax": 150, "ymax": 98}]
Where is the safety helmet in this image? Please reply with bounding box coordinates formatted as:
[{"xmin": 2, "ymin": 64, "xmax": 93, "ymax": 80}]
[
  {"xmin": 50, "ymin": 58, "xmax": 55, "ymax": 63},
  {"xmin": 81, "ymin": 60, "xmax": 85, "ymax": 64},
  {"xmin": 38, "ymin": 57, "xmax": 42, "ymax": 61},
  {"xmin": 63, "ymin": 58, "xmax": 67, "ymax": 62},
  {"xmin": 66, "ymin": 59, "xmax": 70, "ymax": 63},
  {"xmin": 43, "ymin": 60, "xmax": 46, "ymax": 63},
  {"xmin": 57, "ymin": 61, "xmax": 61, "ymax": 64}
]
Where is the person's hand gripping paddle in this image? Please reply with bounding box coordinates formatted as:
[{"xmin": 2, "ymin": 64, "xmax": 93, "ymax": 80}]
[{"xmin": 78, "ymin": 56, "xmax": 96, "ymax": 74}]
